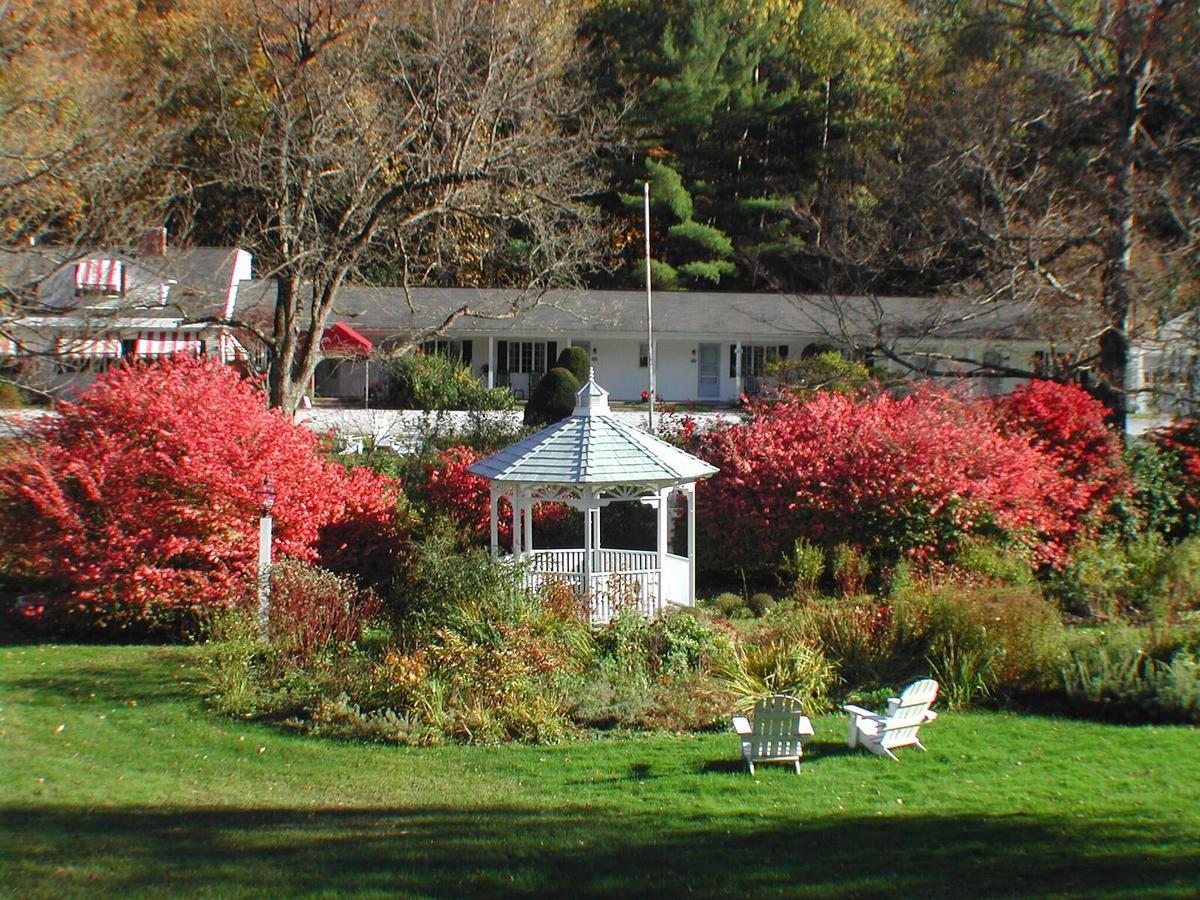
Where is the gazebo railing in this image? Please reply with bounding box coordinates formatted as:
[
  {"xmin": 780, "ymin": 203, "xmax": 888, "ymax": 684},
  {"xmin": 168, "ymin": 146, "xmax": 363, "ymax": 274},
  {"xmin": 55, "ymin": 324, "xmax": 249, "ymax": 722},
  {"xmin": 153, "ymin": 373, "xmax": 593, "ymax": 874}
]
[{"xmin": 517, "ymin": 548, "xmax": 666, "ymax": 622}]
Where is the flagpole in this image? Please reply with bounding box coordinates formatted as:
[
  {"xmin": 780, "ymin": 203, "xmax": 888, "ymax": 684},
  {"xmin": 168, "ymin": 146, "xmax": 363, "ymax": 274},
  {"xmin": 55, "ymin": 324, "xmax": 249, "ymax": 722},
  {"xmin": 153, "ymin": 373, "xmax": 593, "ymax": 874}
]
[{"xmin": 644, "ymin": 181, "xmax": 656, "ymax": 435}]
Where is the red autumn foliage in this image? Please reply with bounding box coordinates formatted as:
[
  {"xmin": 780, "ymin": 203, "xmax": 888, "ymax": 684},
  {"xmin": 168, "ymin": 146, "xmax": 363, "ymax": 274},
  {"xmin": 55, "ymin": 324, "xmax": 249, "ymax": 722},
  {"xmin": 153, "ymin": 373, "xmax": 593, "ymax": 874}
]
[
  {"xmin": 421, "ymin": 445, "xmax": 571, "ymax": 546},
  {"xmin": 993, "ymin": 379, "xmax": 1130, "ymax": 537},
  {"xmin": 0, "ymin": 356, "xmax": 406, "ymax": 635},
  {"xmin": 266, "ymin": 559, "xmax": 382, "ymax": 666},
  {"xmin": 688, "ymin": 387, "xmax": 1078, "ymax": 572}
]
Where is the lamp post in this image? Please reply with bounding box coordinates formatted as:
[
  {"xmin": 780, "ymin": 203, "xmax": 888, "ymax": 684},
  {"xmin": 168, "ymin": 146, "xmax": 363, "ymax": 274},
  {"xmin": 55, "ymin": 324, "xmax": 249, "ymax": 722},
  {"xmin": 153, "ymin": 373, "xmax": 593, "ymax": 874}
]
[{"xmin": 255, "ymin": 475, "xmax": 276, "ymax": 631}]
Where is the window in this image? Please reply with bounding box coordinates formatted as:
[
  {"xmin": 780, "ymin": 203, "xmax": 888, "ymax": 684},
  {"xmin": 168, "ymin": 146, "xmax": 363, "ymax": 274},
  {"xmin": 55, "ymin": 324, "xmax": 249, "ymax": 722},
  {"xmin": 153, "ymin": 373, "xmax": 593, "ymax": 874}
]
[
  {"xmin": 730, "ymin": 344, "xmax": 789, "ymax": 377},
  {"xmin": 639, "ymin": 343, "xmax": 649, "ymax": 368},
  {"xmin": 507, "ymin": 340, "xmax": 550, "ymax": 374}
]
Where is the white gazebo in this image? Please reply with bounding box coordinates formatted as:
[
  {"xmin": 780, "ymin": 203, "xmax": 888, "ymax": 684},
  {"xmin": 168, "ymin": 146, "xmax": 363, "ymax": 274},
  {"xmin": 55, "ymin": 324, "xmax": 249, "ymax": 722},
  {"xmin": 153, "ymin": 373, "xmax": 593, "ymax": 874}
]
[{"xmin": 467, "ymin": 372, "xmax": 718, "ymax": 621}]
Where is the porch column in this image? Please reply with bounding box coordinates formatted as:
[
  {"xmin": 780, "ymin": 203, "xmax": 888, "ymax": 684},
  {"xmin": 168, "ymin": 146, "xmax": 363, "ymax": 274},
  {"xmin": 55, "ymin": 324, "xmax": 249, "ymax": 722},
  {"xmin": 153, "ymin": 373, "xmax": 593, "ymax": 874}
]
[
  {"xmin": 487, "ymin": 336, "xmax": 496, "ymax": 389},
  {"xmin": 489, "ymin": 485, "xmax": 500, "ymax": 557},
  {"xmin": 511, "ymin": 487, "xmax": 522, "ymax": 558},
  {"xmin": 685, "ymin": 483, "xmax": 696, "ymax": 604},
  {"xmin": 734, "ymin": 341, "xmax": 743, "ymax": 398},
  {"xmin": 656, "ymin": 487, "xmax": 669, "ymax": 607}
]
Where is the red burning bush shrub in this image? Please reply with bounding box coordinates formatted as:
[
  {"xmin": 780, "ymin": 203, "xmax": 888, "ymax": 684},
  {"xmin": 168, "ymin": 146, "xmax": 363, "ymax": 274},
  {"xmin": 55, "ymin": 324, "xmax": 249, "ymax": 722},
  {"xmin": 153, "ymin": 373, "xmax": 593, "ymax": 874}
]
[
  {"xmin": 689, "ymin": 387, "xmax": 1076, "ymax": 573},
  {"xmin": 994, "ymin": 379, "xmax": 1129, "ymax": 538},
  {"xmin": 0, "ymin": 356, "xmax": 406, "ymax": 636},
  {"xmin": 421, "ymin": 445, "xmax": 571, "ymax": 546}
]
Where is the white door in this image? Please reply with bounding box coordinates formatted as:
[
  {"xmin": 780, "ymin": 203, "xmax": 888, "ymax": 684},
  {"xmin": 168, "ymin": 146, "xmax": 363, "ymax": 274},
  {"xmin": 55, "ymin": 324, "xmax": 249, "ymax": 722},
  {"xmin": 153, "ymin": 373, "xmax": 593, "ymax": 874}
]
[{"xmin": 698, "ymin": 343, "xmax": 720, "ymax": 398}]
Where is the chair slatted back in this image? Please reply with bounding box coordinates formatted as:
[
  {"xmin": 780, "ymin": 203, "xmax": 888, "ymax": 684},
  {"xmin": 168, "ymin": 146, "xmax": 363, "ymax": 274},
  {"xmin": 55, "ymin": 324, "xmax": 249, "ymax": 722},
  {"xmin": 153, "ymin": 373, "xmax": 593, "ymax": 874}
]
[
  {"xmin": 881, "ymin": 679, "xmax": 938, "ymax": 748},
  {"xmin": 751, "ymin": 695, "xmax": 806, "ymax": 760}
]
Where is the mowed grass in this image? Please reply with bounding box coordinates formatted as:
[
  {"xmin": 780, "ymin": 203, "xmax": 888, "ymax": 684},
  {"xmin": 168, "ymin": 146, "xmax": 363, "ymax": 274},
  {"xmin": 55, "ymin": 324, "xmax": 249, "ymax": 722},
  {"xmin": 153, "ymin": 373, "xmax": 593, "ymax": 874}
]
[{"xmin": 2, "ymin": 645, "xmax": 1199, "ymax": 898}]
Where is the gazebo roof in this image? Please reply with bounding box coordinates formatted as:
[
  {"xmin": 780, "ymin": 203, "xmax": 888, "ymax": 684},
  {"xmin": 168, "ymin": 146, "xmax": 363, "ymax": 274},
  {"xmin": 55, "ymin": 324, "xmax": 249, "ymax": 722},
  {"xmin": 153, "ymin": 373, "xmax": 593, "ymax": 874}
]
[{"xmin": 467, "ymin": 373, "xmax": 718, "ymax": 487}]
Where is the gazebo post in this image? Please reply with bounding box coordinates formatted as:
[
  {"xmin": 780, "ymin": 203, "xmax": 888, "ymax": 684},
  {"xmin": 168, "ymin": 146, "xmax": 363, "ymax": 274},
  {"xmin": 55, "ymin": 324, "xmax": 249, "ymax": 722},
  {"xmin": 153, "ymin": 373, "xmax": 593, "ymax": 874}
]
[
  {"xmin": 523, "ymin": 496, "xmax": 534, "ymax": 555},
  {"xmin": 511, "ymin": 487, "xmax": 522, "ymax": 558},
  {"xmin": 489, "ymin": 485, "xmax": 500, "ymax": 557},
  {"xmin": 655, "ymin": 488, "xmax": 669, "ymax": 609},
  {"xmin": 582, "ymin": 490, "xmax": 594, "ymax": 595},
  {"xmin": 592, "ymin": 506, "xmax": 602, "ymax": 572},
  {"xmin": 685, "ymin": 483, "xmax": 697, "ymax": 604}
]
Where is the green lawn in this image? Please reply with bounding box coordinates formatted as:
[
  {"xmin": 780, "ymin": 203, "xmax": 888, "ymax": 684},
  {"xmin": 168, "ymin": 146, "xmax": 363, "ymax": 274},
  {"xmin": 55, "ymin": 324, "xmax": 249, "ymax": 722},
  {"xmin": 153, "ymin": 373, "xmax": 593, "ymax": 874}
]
[{"xmin": 2, "ymin": 644, "xmax": 1199, "ymax": 898}]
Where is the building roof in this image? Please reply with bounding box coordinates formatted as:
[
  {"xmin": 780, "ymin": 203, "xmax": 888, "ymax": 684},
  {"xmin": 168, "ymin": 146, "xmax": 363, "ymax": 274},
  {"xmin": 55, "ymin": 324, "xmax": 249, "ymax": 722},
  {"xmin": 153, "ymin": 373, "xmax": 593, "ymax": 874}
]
[
  {"xmin": 467, "ymin": 374, "xmax": 718, "ymax": 487},
  {"xmin": 235, "ymin": 281, "xmax": 1059, "ymax": 343},
  {"xmin": 0, "ymin": 246, "xmax": 243, "ymax": 319}
]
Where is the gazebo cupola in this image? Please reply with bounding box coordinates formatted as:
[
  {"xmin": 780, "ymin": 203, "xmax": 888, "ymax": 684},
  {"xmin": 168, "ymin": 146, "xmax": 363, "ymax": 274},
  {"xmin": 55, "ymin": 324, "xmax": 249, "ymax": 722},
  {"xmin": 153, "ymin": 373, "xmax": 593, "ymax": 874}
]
[{"xmin": 467, "ymin": 372, "xmax": 718, "ymax": 621}]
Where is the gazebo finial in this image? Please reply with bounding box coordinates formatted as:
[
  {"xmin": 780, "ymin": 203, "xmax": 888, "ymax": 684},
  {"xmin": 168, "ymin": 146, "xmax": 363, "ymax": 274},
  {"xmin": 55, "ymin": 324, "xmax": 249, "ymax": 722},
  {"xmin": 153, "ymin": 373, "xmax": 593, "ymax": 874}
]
[{"xmin": 573, "ymin": 369, "xmax": 610, "ymax": 416}]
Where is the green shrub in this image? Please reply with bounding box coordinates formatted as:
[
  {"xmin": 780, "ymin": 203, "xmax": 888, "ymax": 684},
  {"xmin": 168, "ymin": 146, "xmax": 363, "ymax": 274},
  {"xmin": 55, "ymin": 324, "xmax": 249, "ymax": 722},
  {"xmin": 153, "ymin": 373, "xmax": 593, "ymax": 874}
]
[
  {"xmin": 593, "ymin": 608, "xmax": 727, "ymax": 678},
  {"xmin": 385, "ymin": 352, "xmax": 516, "ymax": 411},
  {"xmin": 832, "ymin": 543, "xmax": 870, "ymax": 595},
  {"xmin": 712, "ymin": 592, "xmax": 743, "ymax": 618},
  {"xmin": 915, "ymin": 587, "xmax": 1064, "ymax": 706},
  {"xmin": 1147, "ymin": 536, "xmax": 1200, "ymax": 622},
  {"xmin": 717, "ymin": 637, "xmax": 836, "ymax": 713},
  {"xmin": 568, "ymin": 670, "xmax": 732, "ymax": 731},
  {"xmin": 524, "ymin": 366, "xmax": 580, "ymax": 427},
  {"xmin": 0, "ymin": 381, "xmax": 27, "ymax": 408},
  {"xmin": 954, "ymin": 537, "xmax": 1035, "ymax": 586},
  {"xmin": 1056, "ymin": 627, "xmax": 1200, "ymax": 723},
  {"xmin": 555, "ymin": 346, "xmax": 591, "ymax": 384},
  {"xmin": 779, "ymin": 538, "xmax": 824, "ymax": 596},
  {"xmin": 748, "ymin": 592, "xmax": 776, "ymax": 617},
  {"xmin": 1125, "ymin": 441, "xmax": 1186, "ymax": 537},
  {"xmin": 1047, "ymin": 533, "xmax": 1166, "ymax": 619}
]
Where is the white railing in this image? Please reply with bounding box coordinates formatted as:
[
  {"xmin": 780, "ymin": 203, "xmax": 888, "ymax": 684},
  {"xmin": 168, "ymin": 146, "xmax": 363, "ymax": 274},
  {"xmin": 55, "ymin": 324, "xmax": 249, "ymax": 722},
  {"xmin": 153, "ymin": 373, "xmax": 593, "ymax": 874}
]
[{"xmin": 515, "ymin": 548, "xmax": 669, "ymax": 623}]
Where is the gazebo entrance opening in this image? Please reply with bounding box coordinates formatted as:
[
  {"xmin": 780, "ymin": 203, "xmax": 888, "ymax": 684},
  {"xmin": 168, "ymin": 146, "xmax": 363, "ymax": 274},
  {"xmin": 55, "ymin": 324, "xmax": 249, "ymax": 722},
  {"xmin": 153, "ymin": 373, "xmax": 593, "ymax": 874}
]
[
  {"xmin": 468, "ymin": 372, "xmax": 717, "ymax": 623},
  {"xmin": 489, "ymin": 483, "xmax": 695, "ymax": 622}
]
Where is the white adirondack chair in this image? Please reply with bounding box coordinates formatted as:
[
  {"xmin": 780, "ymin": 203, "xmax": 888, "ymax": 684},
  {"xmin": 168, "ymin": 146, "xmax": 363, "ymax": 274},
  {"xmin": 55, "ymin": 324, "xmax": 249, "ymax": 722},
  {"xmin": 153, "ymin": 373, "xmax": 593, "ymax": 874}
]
[
  {"xmin": 843, "ymin": 678, "xmax": 939, "ymax": 761},
  {"xmin": 731, "ymin": 694, "xmax": 815, "ymax": 775}
]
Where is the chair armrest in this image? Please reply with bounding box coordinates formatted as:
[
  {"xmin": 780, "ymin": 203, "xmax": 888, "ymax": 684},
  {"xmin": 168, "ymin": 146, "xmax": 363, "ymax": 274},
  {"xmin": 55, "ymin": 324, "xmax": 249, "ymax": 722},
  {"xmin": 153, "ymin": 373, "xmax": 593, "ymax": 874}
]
[
  {"xmin": 842, "ymin": 704, "xmax": 883, "ymax": 720},
  {"xmin": 797, "ymin": 716, "xmax": 815, "ymax": 737},
  {"xmin": 923, "ymin": 710, "xmax": 938, "ymax": 722},
  {"xmin": 731, "ymin": 716, "xmax": 752, "ymax": 736}
]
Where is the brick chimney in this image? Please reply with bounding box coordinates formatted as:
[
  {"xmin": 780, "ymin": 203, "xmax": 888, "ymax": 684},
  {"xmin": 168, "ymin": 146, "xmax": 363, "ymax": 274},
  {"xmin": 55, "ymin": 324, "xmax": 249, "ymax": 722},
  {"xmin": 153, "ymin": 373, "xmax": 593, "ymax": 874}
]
[{"xmin": 137, "ymin": 226, "xmax": 168, "ymax": 256}]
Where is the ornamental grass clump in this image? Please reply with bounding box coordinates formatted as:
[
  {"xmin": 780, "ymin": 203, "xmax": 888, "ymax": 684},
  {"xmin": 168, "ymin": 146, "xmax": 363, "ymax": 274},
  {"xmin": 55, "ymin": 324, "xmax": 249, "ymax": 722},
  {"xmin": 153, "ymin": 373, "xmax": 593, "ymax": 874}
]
[
  {"xmin": 717, "ymin": 636, "xmax": 836, "ymax": 714},
  {"xmin": 1055, "ymin": 627, "xmax": 1200, "ymax": 723}
]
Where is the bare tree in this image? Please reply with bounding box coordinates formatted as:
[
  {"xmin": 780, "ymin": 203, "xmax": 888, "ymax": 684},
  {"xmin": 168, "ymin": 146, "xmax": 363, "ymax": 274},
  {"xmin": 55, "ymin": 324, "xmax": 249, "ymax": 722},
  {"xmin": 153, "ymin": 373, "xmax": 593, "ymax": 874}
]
[
  {"xmin": 803, "ymin": 0, "xmax": 1200, "ymax": 427},
  {"xmin": 186, "ymin": 0, "xmax": 612, "ymax": 411}
]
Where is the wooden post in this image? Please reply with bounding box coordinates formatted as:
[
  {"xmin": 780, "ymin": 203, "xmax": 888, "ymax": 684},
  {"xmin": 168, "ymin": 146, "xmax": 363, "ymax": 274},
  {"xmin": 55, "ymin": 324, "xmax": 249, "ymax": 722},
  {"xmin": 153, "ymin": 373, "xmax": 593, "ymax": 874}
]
[
  {"xmin": 487, "ymin": 336, "xmax": 496, "ymax": 390},
  {"xmin": 489, "ymin": 485, "xmax": 499, "ymax": 557},
  {"xmin": 256, "ymin": 512, "xmax": 272, "ymax": 631},
  {"xmin": 511, "ymin": 487, "xmax": 521, "ymax": 558},
  {"xmin": 582, "ymin": 490, "xmax": 593, "ymax": 597},
  {"xmin": 656, "ymin": 487, "xmax": 669, "ymax": 608},
  {"xmin": 685, "ymin": 484, "xmax": 696, "ymax": 605},
  {"xmin": 523, "ymin": 495, "xmax": 534, "ymax": 556}
]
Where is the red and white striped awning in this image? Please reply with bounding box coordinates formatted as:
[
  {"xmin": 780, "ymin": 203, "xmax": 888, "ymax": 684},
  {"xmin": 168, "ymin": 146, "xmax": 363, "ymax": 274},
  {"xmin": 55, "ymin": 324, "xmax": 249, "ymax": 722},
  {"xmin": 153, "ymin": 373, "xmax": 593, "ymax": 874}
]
[
  {"xmin": 56, "ymin": 336, "xmax": 122, "ymax": 358},
  {"xmin": 75, "ymin": 259, "xmax": 123, "ymax": 292},
  {"xmin": 134, "ymin": 331, "xmax": 203, "ymax": 356}
]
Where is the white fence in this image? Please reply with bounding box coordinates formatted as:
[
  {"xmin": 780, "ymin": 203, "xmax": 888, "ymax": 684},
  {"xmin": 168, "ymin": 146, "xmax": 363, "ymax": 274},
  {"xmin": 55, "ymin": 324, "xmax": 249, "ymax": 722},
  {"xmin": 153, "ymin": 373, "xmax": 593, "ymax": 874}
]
[{"xmin": 517, "ymin": 548, "xmax": 691, "ymax": 623}]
